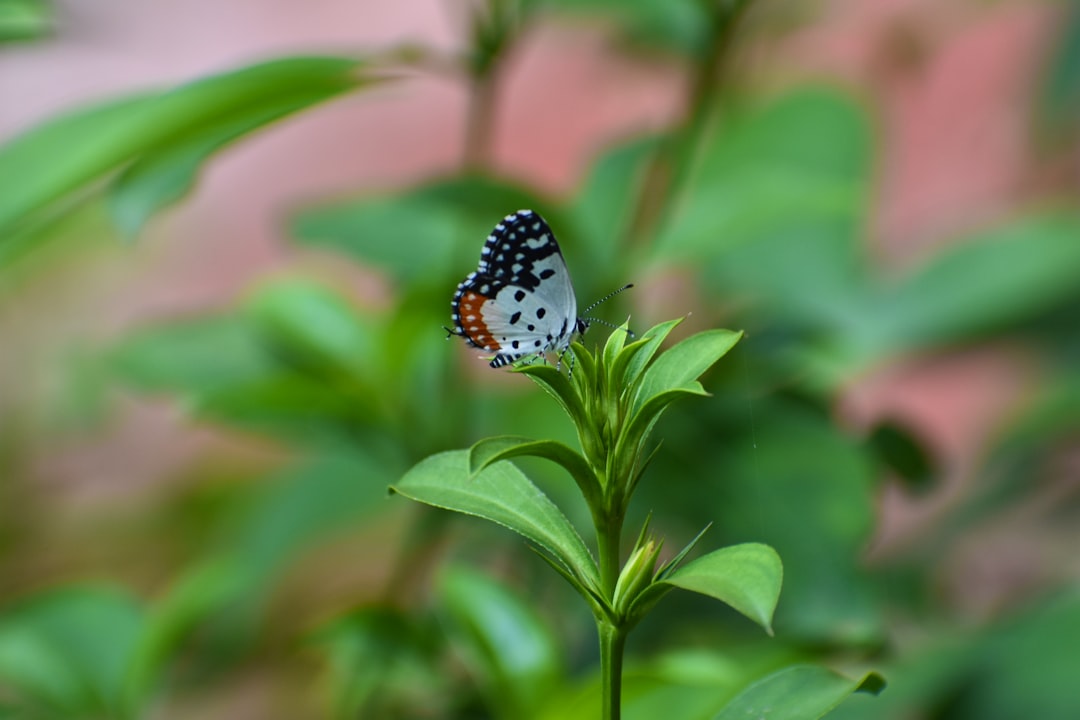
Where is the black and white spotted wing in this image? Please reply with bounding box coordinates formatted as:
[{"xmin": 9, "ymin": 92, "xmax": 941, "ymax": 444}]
[{"xmin": 447, "ymin": 209, "xmax": 585, "ymax": 368}]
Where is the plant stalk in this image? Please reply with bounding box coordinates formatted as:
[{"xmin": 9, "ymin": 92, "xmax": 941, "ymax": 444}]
[
  {"xmin": 597, "ymin": 509, "xmax": 624, "ymax": 598},
  {"xmin": 599, "ymin": 621, "xmax": 628, "ymax": 720}
]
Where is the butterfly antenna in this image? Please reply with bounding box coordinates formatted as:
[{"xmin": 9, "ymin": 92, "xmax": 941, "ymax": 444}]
[
  {"xmin": 581, "ymin": 283, "xmax": 634, "ymax": 315},
  {"xmin": 582, "ymin": 283, "xmax": 635, "ymax": 338}
]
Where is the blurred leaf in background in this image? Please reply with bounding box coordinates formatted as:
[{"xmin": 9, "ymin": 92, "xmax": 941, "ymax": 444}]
[
  {"xmin": 0, "ymin": 0, "xmax": 51, "ymax": 43},
  {"xmin": 0, "ymin": 56, "xmax": 375, "ymax": 263}
]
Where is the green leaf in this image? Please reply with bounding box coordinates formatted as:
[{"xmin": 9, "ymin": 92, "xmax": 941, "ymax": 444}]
[
  {"xmin": 714, "ymin": 665, "xmax": 884, "ymax": 720},
  {"xmin": 697, "ymin": 400, "xmax": 884, "ymax": 644},
  {"xmin": 570, "ymin": 137, "xmax": 660, "ymax": 270},
  {"xmin": 124, "ymin": 559, "xmax": 248, "ymax": 710},
  {"xmin": 0, "ymin": 56, "xmax": 368, "ymax": 242},
  {"xmin": 655, "ymin": 88, "xmax": 871, "ymax": 262},
  {"xmin": 516, "ymin": 363, "xmax": 589, "ymax": 432},
  {"xmin": 391, "ymin": 451, "xmax": 599, "ymax": 592},
  {"xmin": 0, "ymin": 0, "xmax": 51, "ymax": 42},
  {"xmin": 655, "ymin": 543, "xmax": 782, "ymax": 634},
  {"xmin": 245, "ymin": 279, "xmax": 374, "ymax": 380},
  {"xmin": 602, "ymin": 318, "xmax": 629, "ymax": 372},
  {"xmin": 468, "ymin": 436, "xmax": 600, "ymax": 506},
  {"xmin": 108, "ymin": 105, "xmax": 310, "ymax": 237},
  {"xmin": 618, "ymin": 317, "xmax": 684, "ymax": 389},
  {"xmin": 632, "ymin": 329, "xmax": 742, "ymax": 414},
  {"xmin": 879, "ymin": 215, "xmax": 1080, "ymax": 351},
  {"xmin": 0, "ymin": 586, "xmax": 145, "ymax": 717},
  {"xmin": 655, "ymin": 523, "xmax": 711, "ymax": 580},
  {"xmin": 110, "ymin": 315, "xmax": 277, "ymax": 395},
  {"xmin": 438, "ymin": 566, "xmax": 563, "ymax": 720},
  {"xmin": 617, "ymin": 329, "xmax": 742, "ymax": 459}
]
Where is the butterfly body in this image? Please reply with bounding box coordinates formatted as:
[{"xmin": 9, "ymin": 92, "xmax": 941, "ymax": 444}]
[{"xmin": 448, "ymin": 209, "xmax": 586, "ymax": 368}]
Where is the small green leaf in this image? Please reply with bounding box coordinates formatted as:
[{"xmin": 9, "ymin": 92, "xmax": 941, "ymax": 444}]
[
  {"xmin": 516, "ymin": 362, "xmax": 589, "ymax": 432},
  {"xmin": 617, "ymin": 385, "xmax": 709, "ymax": 469},
  {"xmin": 713, "ymin": 665, "xmax": 885, "ymax": 720},
  {"xmin": 602, "ymin": 319, "xmax": 629, "ymax": 372},
  {"xmin": 614, "ymin": 317, "xmax": 683, "ymax": 391},
  {"xmin": 657, "ymin": 543, "xmax": 782, "ymax": 634},
  {"xmin": 469, "ymin": 436, "xmax": 600, "ymax": 506},
  {"xmin": 633, "ymin": 329, "xmax": 742, "ymax": 414},
  {"xmin": 614, "ymin": 328, "xmax": 742, "ymax": 463},
  {"xmin": 438, "ymin": 566, "xmax": 564, "ymax": 720},
  {"xmin": 655, "ymin": 522, "xmax": 711, "ymax": 580},
  {"xmin": 391, "ymin": 451, "xmax": 599, "ymax": 592}
]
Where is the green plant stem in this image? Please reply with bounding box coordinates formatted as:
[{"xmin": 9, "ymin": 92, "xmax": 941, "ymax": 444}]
[
  {"xmin": 597, "ymin": 510, "xmax": 624, "ymax": 597},
  {"xmin": 463, "ymin": 64, "xmax": 497, "ymax": 170},
  {"xmin": 599, "ymin": 621, "xmax": 628, "ymax": 720},
  {"xmin": 596, "ymin": 504, "xmax": 627, "ymax": 718}
]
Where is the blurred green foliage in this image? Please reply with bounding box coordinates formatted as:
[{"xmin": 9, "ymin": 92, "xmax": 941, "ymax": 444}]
[
  {"xmin": 0, "ymin": 0, "xmax": 50, "ymax": 42},
  {"xmin": 2, "ymin": 0, "xmax": 1080, "ymax": 718}
]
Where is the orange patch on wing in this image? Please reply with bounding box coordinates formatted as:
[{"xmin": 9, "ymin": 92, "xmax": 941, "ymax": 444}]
[{"xmin": 459, "ymin": 291, "xmax": 501, "ymax": 351}]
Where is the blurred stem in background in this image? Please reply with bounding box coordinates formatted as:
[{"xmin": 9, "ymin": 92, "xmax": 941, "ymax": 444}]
[
  {"xmin": 626, "ymin": 0, "xmax": 752, "ymax": 250},
  {"xmin": 463, "ymin": 0, "xmax": 527, "ymax": 170}
]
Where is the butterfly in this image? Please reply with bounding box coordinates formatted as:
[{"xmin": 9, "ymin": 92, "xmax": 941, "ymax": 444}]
[{"xmin": 446, "ymin": 209, "xmax": 631, "ymax": 369}]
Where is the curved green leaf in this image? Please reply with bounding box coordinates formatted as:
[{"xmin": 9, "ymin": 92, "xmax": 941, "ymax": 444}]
[
  {"xmin": 391, "ymin": 451, "xmax": 599, "ymax": 591},
  {"xmin": 469, "ymin": 436, "xmax": 600, "ymax": 505},
  {"xmin": 0, "ymin": 56, "xmax": 368, "ymax": 241},
  {"xmin": 657, "ymin": 543, "xmax": 782, "ymax": 634},
  {"xmin": 632, "ymin": 329, "xmax": 742, "ymax": 414},
  {"xmin": 714, "ymin": 665, "xmax": 885, "ymax": 720},
  {"xmin": 602, "ymin": 319, "xmax": 630, "ymax": 371},
  {"xmin": 616, "ymin": 317, "xmax": 684, "ymax": 390},
  {"xmin": 617, "ymin": 384, "xmax": 709, "ymax": 467},
  {"xmin": 516, "ymin": 362, "xmax": 588, "ymax": 430}
]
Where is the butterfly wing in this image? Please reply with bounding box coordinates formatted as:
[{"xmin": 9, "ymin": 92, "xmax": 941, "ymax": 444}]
[{"xmin": 450, "ymin": 210, "xmax": 579, "ymax": 367}]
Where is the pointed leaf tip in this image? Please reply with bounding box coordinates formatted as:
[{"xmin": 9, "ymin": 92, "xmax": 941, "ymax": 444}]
[{"xmin": 659, "ymin": 542, "xmax": 782, "ymax": 634}]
